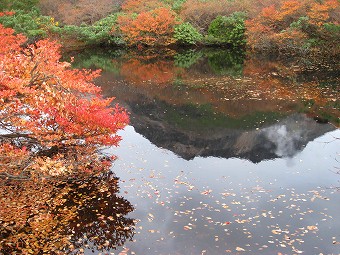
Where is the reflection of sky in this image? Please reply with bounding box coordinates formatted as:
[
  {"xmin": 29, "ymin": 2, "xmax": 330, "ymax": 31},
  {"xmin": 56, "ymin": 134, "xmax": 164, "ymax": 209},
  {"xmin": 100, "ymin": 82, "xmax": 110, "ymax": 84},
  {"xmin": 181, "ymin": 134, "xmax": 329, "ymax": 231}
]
[
  {"xmin": 264, "ymin": 125, "xmax": 298, "ymax": 157},
  {"xmin": 261, "ymin": 114, "xmax": 334, "ymax": 158},
  {"xmin": 103, "ymin": 126, "xmax": 340, "ymax": 255}
]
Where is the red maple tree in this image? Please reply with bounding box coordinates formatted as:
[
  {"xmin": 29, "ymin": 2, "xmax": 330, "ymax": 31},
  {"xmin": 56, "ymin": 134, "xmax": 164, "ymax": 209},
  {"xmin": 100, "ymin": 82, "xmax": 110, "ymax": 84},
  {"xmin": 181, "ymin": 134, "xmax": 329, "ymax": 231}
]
[{"xmin": 0, "ymin": 23, "xmax": 129, "ymax": 179}]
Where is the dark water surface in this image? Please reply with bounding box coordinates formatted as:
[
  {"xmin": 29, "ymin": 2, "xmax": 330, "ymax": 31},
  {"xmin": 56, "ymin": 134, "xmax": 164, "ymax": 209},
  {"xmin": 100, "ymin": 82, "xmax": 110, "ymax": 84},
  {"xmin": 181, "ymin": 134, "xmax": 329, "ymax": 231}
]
[{"xmin": 73, "ymin": 48, "xmax": 340, "ymax": 254}]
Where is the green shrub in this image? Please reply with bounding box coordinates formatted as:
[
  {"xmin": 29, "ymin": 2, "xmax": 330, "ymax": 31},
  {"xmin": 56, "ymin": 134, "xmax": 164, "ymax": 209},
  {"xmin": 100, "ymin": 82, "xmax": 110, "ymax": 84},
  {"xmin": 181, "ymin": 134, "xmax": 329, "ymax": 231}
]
[
  {"xmin": 323, "ymin": 23, "xmax": 340, "ymax": 33},
  {"xmin": 290, "ymin": 16, "xmax": 309, "ymax": 30},
  {"xmin": 316, "ymin": 23, "xmax": 340, "ymax": 52},
  {"xmin": 322, "ymin": 23, "xmax": 340, "ymax": 42},
  {"xmin": 172, "ymin": 0, "xmax": 187, "ymax": 11},
  {"xmin": 0, "ymin": 9, "xmax": 54, "ymax": 38},
  {"xmin": 174, "ymin": 22, "xmax": 202, "ymax": 45},
  {"xmin": 160, "ymin": 0, "xmax": 187, "ymax": 11},
  {"xmin": 93, "ymin": 13, "xmax": 125, "ymax": 45},
  {"xmin": 57, "ymin": 13, "xmax": 125, "ymax": 45},
  {"xmin": 207, "ymin": 12, "xmax": 246, "ymax": 47}
]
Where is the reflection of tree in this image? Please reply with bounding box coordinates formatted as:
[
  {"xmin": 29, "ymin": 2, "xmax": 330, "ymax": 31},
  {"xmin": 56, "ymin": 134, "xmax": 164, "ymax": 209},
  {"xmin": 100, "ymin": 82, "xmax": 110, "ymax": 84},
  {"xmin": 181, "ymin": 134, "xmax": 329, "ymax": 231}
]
[
  {"xmin": 0, "ymin": 172, "xmax": 135, "ymax": 254},
  {"xmin": 243, "ymin": 58, "xmax": 340, "ymax": 125},
  {"xmin": 206, "ymin": 49, "xmax": 245, "ymax": 76},
  {"xmin": 69, "ymin": 48, "xmax": 125, "ymax": 74},
  {"xmin": 174, "ymin": 49, "xmax": 203, "ymax": 68},
  {"xmin": 120, "ymin": 58, "xmax": 180, "ymax": 84},
  {"xmin": 69, "ymin": 47, "xmax": 339, "ymax": 126}
]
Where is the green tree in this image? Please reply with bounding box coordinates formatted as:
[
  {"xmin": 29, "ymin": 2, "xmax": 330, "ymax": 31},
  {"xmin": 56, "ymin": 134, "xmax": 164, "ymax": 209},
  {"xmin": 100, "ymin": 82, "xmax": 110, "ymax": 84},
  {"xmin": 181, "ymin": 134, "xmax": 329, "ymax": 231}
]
[
  {"xmin": 207, "ymin": 12, "xmax": 247, "ymax": 47},
  {"xmin": 174, "ymin": 22, "xmax": 202, "ymax": 44}
]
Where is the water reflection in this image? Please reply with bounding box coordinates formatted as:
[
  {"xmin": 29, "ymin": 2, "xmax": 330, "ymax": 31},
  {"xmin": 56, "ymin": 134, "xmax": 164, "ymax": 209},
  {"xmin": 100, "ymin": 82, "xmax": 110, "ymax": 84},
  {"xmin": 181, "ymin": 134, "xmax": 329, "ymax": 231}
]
[
  {"xmin": 67, "ymin": 48, "xmax": 340, "ymax": 254},
  {"xmin": 129, "ymin": 104, "xmax": 333, "ymax": 162},
  {"xmin": 0, "ymin": 172, "xmax": 135, "ymax": 254},
  {"xmin": 109, "ymin": 126, "xmax": 340, "ymax": 255},
  {"xmin": 69, "ymin": 48, "xmax": 339, "ymax": 162}
]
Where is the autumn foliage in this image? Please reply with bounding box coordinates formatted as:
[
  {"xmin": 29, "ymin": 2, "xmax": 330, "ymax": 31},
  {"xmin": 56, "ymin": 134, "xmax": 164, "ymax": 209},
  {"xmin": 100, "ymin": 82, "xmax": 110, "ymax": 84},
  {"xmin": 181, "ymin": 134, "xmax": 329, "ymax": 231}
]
[
  {"xmin": 307, "ymin": 0, "xmax": 339, "ymax": 26},
  {"xmin": 117, "ymin": 0, "xmax": 179, "ymax": 46},
  {"xmin": 2, "ymin": 0, "xmax": 339, "ymax": 55},
  {"xmin": 245, "ymin": 0, "xmax": 340, "ymax": 54},
  {"xmin": 0, "ymin": 23, "xmax": 129, "ymax": 179}
]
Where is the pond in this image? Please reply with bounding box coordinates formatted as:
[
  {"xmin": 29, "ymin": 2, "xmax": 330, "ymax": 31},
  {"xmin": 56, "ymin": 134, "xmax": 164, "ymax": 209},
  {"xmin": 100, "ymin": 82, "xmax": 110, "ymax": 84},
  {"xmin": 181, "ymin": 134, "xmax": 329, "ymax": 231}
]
[
  {"xmin": 68, "ymin": 48, "xmax": 340, "ymax": 254},
  {"xmin": 68, "ymin": 48, "xmax": 340, "ymax": 255}
]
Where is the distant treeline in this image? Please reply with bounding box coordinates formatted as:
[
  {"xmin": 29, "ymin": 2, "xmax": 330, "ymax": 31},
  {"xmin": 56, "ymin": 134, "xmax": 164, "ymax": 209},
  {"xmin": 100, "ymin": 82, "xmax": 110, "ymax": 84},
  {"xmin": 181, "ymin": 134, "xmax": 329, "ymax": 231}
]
[{"xmin": 0, "ymin": 0, "xmax": 339, "ymax": 56}]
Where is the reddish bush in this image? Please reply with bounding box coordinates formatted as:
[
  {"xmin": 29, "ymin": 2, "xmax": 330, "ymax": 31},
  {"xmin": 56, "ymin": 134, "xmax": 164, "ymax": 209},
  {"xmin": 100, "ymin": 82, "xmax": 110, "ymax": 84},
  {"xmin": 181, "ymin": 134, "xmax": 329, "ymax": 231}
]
[
  {"xmin": 308, "ymin": 0, "xmax": 339, "ymax": 26},
  {"xmin": 117, "ymin": 7, "xmax": 179, "ymax": 46},
  {"xmin": 246, "ymin": 0, "xmax": 340, "ymax": 54}
]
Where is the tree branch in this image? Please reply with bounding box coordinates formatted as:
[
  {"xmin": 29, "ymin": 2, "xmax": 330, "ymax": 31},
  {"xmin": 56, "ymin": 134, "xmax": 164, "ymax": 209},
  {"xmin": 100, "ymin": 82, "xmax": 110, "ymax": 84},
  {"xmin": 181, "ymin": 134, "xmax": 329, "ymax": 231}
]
[{"xmin": 0, "ymin": 172, "xmax": 30, "ymax": 180}]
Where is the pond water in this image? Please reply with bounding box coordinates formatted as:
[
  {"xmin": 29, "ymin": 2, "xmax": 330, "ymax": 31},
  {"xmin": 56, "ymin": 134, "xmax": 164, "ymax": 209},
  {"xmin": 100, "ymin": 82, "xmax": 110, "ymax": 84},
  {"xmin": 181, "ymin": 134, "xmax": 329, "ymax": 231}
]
[{"xmin": 74, "ymin": 48, "xmax": 340, "ymax": 255}]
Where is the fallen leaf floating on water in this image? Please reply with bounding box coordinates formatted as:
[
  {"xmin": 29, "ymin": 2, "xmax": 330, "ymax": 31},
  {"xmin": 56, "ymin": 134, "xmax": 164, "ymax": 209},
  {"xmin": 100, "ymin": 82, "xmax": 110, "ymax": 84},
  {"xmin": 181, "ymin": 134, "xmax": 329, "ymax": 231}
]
[
  {"xmin": 201, "ymin": 189, "xmax": 212, "ymax": 195},
  {"xmin": 118, "ymin": 247, "xmax": 130, "ymax": 255},
  {"xmin": 271, "ymin": 229, "xmax": 282, "ymax": 234},
  {"xmin": 307, "ymin": 225, "xmax": 318, "ymax": 231},
  {"xmin": 236, "ymin": 247, "xmax": 246, "ymax": 251}
]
